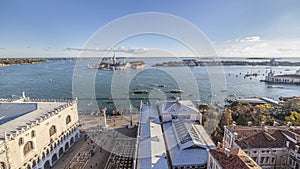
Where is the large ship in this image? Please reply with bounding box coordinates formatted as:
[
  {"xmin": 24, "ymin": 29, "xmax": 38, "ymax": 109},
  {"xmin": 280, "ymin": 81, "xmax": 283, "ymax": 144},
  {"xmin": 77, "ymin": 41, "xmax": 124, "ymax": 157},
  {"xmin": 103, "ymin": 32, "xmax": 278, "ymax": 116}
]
[
  {"xmin": 88, "ymin": 54, "xmax": 145, "ymax": 70},
  {"xmin": 261, "ymin": 69, "xmax": 300, "ymax": 84}
]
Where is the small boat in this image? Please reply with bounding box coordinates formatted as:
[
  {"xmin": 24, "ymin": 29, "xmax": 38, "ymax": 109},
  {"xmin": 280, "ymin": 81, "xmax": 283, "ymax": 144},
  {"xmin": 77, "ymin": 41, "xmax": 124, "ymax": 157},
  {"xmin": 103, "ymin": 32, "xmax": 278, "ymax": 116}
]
[
  {"xmin": 156, "ymin": 84, "xmax": 166, "ymax": 87},
  {"xmin": 244, "ymin": 73, "xmax": 258, "ymax": 77},
  {"xmin": 267, "ymin": 85, "xmax": 284, "ymax": 89},
  {"xmin": 169, "ymin": 89, "xmax": 184, "ymax": 93},
  {"xmin": 106, "ymin": 98, "xmax": 114, "ymax": 104},
  {"xmin": 133, "ymin": 90, "xmax": 149, "ymax": 94},
  {"xmin": 285, "ymin": 69, "xmax": 290, "ymax": 71}
]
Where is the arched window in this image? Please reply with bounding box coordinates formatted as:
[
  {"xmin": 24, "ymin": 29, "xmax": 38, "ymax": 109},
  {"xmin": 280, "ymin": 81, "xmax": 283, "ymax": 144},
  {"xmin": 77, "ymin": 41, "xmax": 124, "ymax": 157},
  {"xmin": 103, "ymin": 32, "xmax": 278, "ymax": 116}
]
[
  {"xmin": 66, "ymin": 115, "xmax": 71, "ymax": 125},
  {"xmin": 19, "ymin": 137, "xmax": 24, "ymax": 146},
  {"xmin": 0, "ymin": 162, "xmax": 6, "ymax": 169},
  {"xmin": 23, "ymin": 141, "xmax": 34, "ymax": 155},
  {"xmin": 31, "ymin": 130, "xmax": 35, "ymax": 138},
  {"xmin": 49, "ymin": 125, "xmax": 57, "ymax": 137}
]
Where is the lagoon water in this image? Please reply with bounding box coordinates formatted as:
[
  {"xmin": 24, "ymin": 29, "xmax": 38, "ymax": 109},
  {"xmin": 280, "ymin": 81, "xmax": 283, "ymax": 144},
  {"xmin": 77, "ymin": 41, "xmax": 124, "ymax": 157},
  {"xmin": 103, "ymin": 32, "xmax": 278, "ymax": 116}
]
[{"xmin": 1, "ymin": 57, "xmax": 300, "ymax": 114}]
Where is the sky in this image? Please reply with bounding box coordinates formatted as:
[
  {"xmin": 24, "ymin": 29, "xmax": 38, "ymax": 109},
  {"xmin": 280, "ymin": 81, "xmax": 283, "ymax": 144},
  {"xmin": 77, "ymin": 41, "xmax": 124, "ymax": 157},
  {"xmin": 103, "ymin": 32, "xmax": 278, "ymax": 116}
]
[{"xmin": 0, "ymin": 0, "xmax": 300, "ymax": 57}]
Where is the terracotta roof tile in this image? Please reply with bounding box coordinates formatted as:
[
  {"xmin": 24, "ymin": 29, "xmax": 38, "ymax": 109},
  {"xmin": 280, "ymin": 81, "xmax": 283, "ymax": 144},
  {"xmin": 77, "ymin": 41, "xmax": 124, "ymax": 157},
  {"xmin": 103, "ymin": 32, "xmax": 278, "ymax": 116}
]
[
  {"xmin": 210, "ymin": 148, "xmax": 261, "ymax": 169},
  {"xmin": 226, "ymin": 126, "xmax": 298, "ymax": 149}
]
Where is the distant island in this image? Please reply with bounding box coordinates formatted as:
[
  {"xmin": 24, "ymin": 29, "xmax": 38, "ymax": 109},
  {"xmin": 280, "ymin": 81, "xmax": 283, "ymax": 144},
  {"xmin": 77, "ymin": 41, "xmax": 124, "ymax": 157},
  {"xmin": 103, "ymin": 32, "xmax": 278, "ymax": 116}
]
[
  {"xmin": 152, "ymin": 58, "xmax": 300, "ymax": 67},
  {"xmin": 0, "ymin": 58, "xmax": 47, "ymax": 66}
]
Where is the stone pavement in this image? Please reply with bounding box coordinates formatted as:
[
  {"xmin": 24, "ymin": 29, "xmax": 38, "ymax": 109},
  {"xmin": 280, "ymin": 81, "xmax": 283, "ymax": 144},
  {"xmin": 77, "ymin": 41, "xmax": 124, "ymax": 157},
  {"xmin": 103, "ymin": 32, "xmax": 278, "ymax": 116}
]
[{"xmin": 52, "ymin": 114, "xmax": 138, "ymax": 169}]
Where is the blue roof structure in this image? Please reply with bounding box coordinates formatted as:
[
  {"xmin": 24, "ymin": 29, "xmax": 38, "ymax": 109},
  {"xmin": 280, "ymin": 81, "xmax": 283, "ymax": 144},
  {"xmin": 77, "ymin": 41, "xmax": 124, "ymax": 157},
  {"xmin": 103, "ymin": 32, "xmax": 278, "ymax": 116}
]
[{"xmin": 0, "ymin": 103, "xmax": 37, "ymax": 125}]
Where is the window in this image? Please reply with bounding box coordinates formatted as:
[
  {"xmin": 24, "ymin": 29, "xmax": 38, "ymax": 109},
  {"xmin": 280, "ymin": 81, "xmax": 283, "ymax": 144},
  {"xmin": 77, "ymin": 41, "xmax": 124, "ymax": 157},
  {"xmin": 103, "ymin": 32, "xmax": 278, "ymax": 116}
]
[
  {"xmin": 66, "ymin": 115, "xmax": 71, "ymax": 125},
  {"xmin": 260, "ymin": 157, "xmax": 265, "ymax": 164},
  {"xmin": 18, "ymin": 137, "xmax": 24, "ymax": 146},
  {"xmin": 0, "ymin": 162, "xmax": 6, "ymax": 169},
  {"xmin": 271, "ymin": 157, "xmax": 275, "ymax": 163},
  {"xmin": 252, "ymin": 157, "xmax": 257, "ymax": 162},
  {"xmin": 265, "ymin": 157, "xmax": 269, "ymax": 163},
  {"xmin": 49, "ymin": 125, "xmax": 57, "ymax": 137},
  {"xmin": 23, "ymin": 141, "xmax": 34, "ymax": 155},
  {"xmin": 31, "ymin": 130, "xmax": 35, "ymax": 138}
]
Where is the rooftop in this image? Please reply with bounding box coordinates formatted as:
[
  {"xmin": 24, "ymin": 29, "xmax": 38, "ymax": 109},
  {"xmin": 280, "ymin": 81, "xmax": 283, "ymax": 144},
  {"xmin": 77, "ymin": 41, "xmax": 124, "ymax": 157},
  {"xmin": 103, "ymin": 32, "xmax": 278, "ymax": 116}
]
[
  {"xmin": 137, "ymin": 105, "xmax": 168, "ymax": 169},
  {"xmin": 226, "ymin": 125, "xmax": 300, "ymax": 149},
  {"xmin": 0, "ymin": 103, "xmax": 37, "ymax": 125},
  {"xmin": 0, "ymin": 100, "xmax": 73, "ymax": 140},
  {"xmin": 157, "ymin": 100, "xmax": 199, "ymax": 115},
  {"xmin": 210, "ymin": 148, "xmax": 261, "ymax": 169},
  {"xmin": 172, "ymin": 120, "xmax": 209, "ymax": 150},
  {"xmin": 163, "ymin": 121, "xmax": 215, "ymax": 166}
]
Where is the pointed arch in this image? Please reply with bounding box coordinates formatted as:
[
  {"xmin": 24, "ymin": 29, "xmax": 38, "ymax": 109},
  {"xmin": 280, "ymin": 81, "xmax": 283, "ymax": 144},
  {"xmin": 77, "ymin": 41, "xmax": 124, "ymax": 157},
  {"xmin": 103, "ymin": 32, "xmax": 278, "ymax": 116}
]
[{"xmin": 24, "ymin": 141, "xmax": 34, "ymax": 155}]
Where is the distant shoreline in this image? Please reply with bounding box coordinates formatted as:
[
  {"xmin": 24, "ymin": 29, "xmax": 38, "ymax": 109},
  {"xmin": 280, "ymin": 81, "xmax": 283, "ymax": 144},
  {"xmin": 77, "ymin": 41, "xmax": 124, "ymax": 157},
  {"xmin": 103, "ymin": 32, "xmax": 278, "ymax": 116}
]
[
  {"xmin": 152, "ymin": 60, "xmax": 300, "ymax": 67},
  {"xmin": 1, "ymin": 57, "xmax": 300, "ymax": 67},
  {"xmin": 0, "ymin": 58, "xmax": 47, "ymax": 66}
]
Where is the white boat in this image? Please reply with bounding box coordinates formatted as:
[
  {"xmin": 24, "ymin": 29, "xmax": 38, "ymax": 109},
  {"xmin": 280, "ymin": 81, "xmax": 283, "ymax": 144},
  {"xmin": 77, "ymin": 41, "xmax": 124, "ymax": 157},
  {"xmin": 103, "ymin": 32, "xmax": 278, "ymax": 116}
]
[
  {"xmin": 267, "ymin": 85, "xmax": 283, "ymax": 89},
  {"xmin": 169, "ymin": 89, "xmax": 184, "ymax": 93}
]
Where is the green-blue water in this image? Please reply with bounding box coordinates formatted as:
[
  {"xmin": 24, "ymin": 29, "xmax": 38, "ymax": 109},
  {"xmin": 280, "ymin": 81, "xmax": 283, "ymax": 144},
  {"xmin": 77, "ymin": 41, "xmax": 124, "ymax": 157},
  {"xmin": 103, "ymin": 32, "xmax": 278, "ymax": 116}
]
[{"xmin": 1, "ymin": 57, "xmax": 300, "ymax": 114}]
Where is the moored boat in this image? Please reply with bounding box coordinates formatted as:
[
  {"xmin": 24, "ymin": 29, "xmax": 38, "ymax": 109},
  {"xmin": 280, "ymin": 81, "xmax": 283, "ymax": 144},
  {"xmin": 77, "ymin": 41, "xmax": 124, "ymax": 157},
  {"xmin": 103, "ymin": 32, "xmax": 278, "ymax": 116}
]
[
  {"xmin": 133, "ymin": 90, "xmax": 149, "ymax": 94},
  {"xmin": 169, "ymin": 89, "xmax": 184, "ymax": 93}
]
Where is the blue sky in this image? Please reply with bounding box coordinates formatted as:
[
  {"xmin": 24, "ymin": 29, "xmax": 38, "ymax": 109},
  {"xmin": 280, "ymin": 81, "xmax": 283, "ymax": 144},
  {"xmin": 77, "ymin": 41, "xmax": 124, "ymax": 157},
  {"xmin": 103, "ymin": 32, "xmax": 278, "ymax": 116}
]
[{"xmin": 0, "ymin": 0, "xmax": 300, "ymax": 57}]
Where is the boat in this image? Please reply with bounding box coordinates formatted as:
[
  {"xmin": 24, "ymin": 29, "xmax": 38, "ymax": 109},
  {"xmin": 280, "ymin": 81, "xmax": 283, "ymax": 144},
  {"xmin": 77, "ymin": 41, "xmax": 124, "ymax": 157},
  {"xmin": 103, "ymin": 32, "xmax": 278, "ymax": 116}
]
[
  {"xmin": 244, "ymin": 73, "xmax": 258, "ymax": 77},
  {"xmin": 106, "ymin": 98, "xmax": 114, "ymax": 104},
  {"xmin": 133, "ymin": 90, "xmax": 149, "ymax": 94},
  {"xmin": 169, "ymin": 89, "xmax": 184, "ymax": 93},
  {"xmin": 152, "ymin": 84, "xmax": 166, "ymax": 87},
  {"xmin": 267, "ymin": 85, "xmax": 284, "ymax": 89}
]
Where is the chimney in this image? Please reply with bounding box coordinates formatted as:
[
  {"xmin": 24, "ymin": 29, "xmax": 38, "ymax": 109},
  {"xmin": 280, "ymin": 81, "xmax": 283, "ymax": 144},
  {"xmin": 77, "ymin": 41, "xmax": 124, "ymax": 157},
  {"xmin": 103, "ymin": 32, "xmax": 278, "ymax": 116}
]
[
  {"xmin": 290, "ymin": 126, "xmax": 295, "ymax": 131},
  {"xmin": 248, "ymin": 121, "xmax": 252, "ymax": 126},
  {"xmin": 286, "ymin": 141, "xmax": 290, "ymax": 148},
  {"xmin": 287, "ymin": 122, "xmax": 292, "ymax": 127},
  {"xmin": 296, "ymin": 145, "xmax": 300, "ymax": 152},
  {"xmin": 261, "ymin": 121, "xmax": 265, "ymax": 127},
  {"xmin": 233, "ymin": 123, "xmax": 236, "ymax": 130},
  {"xmin": 217, "ymin": 142, "xmax": 221, "ymax": 148},
  {"xmin": 224, "ymin": 148, "xmax": 231, "ymax": 158},
  {"xmin": 264, "ymin": 126, "xmax": 268, "ymax": 133}
]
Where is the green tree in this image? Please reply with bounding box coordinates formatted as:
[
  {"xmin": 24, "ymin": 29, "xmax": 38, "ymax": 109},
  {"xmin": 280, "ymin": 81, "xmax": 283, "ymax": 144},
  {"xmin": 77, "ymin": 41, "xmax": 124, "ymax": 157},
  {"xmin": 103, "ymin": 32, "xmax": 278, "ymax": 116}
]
[
  {"xmin": 285, "ymin": 111, "xmax": 300, "ymax": 125},
  {"xmin": 219, "ymin": 109, "xmax": 232, "ymax": 129}
]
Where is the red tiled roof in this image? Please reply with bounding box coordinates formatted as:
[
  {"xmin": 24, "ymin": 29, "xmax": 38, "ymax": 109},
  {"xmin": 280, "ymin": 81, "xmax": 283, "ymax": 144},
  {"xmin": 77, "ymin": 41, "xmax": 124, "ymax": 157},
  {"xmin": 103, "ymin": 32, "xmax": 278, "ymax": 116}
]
[
  {"xmin": 210, "ymin": 148, "xmax": 261, "ymax": 169},
  {"xmin": 226, "ymin": 126, "xmax": 300, "ymax": 149}
]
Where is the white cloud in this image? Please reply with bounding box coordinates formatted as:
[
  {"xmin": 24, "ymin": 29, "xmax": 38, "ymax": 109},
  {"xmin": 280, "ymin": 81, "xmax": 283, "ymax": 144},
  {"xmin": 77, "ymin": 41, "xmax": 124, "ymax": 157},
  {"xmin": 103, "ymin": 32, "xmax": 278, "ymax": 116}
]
[
  {"xmin": 239, "ymin": 36, "xmax": 261, "ymax": 43},
  {"xmin": 277, "ymin": 48, "xmax": 300, "ymax": 52},
  {"xmin": 65, "ymin": 46, "xmax": 148, "ymax": 54},
  {"xmin": 216, "ymin": 37, "xmax": 300, "ymax": 57}
]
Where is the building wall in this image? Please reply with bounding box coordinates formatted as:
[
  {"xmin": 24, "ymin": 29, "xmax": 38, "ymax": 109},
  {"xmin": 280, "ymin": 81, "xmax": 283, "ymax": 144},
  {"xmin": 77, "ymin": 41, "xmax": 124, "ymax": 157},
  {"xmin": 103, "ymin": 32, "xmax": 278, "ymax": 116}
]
[
  {"xmin": 0, "ymin": 142, "xmax": 9, "ymax": 169},
  {"xmin": 207, "ymin": 152, "xmax": 221, "ymax": 169},
  {"xmin": 1, "ymin": 102, "xmax": 79, "ymax": 169},
  {"xmin": 223, "ymin": 127, "xmax": 289, "ymax": 169},
  {"xmin": 288, "ymin": 150, "xmax": 300, "ymax": 169},
  {"xmin": 243, "ymin": 148, "xmax": 288, "ymax": 169}
]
